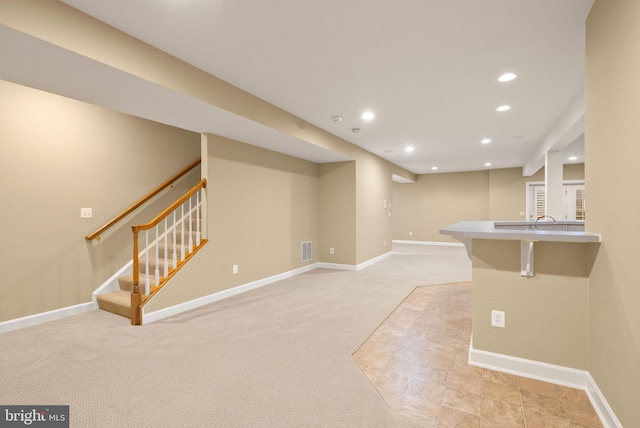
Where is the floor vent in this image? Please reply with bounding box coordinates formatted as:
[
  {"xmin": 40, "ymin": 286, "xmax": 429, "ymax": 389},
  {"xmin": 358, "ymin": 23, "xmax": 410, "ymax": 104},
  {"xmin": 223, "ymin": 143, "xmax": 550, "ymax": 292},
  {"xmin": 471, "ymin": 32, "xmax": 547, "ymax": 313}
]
[{"xmin": 301, "ymin": 241, "xmax": 312, "ymax": 262}]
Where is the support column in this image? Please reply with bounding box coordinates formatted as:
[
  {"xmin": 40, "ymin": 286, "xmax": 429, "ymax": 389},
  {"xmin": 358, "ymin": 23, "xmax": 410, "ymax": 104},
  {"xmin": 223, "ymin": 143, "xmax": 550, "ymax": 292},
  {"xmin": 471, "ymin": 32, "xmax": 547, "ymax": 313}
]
[
  {"xmin": 200, "ymin": 133, "xmax": 209, "ymax": 240},
  {"xmin": 545, "ymin": 150, "xmax": 564, "ymax": 220}
]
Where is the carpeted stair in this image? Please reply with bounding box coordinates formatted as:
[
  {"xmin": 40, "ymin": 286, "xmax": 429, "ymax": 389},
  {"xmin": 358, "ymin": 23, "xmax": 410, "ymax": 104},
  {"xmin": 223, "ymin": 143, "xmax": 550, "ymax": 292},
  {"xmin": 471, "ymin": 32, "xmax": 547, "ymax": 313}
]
[{"xmin": 97, "ymin": 225, "xmax": 198, "ymax": 319}]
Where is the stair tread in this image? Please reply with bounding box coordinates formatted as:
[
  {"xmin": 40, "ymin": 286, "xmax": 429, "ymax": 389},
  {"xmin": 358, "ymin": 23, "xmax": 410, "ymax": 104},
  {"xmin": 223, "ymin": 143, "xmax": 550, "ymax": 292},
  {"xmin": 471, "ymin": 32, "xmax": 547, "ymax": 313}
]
[
  {"xmin": 118, "ymin": 273, "xmax": 151, "ymax": 292},
  {"xmin": 96, "ymin": 291, "xmax": 131, "ymax": 318}
]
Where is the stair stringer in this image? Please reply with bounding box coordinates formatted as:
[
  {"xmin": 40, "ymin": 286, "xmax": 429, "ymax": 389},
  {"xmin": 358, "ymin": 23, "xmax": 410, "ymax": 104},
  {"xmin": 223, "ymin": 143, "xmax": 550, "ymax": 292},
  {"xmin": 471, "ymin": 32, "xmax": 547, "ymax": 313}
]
[
  {"xmin": 92, "ymin": 261, "xmax": 133, "ymax": 303},
  {"xmin": 137, "ymin": 238, "xmax": 209, "ymax": 324}
]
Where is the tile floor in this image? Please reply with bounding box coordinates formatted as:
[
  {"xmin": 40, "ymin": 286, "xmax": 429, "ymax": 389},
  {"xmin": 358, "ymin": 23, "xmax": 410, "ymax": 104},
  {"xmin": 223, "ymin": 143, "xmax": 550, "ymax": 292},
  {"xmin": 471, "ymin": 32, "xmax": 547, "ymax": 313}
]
[{"xmin": 353, "ymin": 283, "xmax": 603, "ymax": 427}]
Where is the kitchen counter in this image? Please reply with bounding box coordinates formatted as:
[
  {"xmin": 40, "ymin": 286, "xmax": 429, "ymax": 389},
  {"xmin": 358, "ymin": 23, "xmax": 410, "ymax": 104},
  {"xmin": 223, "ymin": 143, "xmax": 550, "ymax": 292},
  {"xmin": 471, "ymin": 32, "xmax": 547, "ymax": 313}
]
[
  {"xmin": 439, "ymin": 220, "xmax": 600, "ymax": 373},
  {"xmin": 440, "ymin": 221, "xmax": 601, "ymax": 244}
]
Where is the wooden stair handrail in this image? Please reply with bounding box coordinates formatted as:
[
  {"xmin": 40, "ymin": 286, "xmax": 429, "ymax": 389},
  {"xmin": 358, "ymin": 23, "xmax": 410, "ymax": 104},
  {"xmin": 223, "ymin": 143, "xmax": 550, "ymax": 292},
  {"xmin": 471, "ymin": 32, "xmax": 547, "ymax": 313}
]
[
  {"xmin": 132, "ymin": 178, "xmax": 206, "ymax": 232},
  {"xmin": 85, "ymin": 159, "xmax": 201, "ymax": 241}
]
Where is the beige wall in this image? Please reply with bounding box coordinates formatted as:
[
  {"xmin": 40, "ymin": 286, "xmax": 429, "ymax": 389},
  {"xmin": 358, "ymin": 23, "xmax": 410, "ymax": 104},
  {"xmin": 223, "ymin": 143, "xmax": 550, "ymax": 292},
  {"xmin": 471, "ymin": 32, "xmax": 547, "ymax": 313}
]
[
  {"xmin": 319, "ymin": 162, "xmax": 357, "ymax": 265},
  {"xmin": 393, "ymin": 165, "xmax": 585, "ymax": 242},
  {"xmin": 146, "ymin": 135, "xmax": 320, "ymax": 311},
  {"xmin": 586, "ymin": 1, "xmax": 640, "ymax": 424},
  {"xmin": 356, "ymin": 157, "xmax": 395, "ymax": 263},
  {"xmin": 1, "ymin": 1, "xmax": 415, "ymax": 322},
  {"xmin": 0, "ymin": 80, "xmax": 200, "ymax": 322},
  {"xmin": 0, "ymin": 0, "xmax": 415, "ymax": 269},
  {"xmin": 472, "ymin": 239, "xmax": 591, "ymax": 369},
  {"xmin": 393, "ymin": 170, "xmax": 490, "ymax": 242}
]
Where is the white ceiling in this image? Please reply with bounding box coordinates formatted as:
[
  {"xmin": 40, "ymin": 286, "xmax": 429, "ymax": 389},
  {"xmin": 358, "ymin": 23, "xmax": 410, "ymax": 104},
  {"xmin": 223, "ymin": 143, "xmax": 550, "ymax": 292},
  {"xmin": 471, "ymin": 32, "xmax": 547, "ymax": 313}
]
[{"xmin": 32, "ymin": 1, "xmax": 596, "ymax": 174}]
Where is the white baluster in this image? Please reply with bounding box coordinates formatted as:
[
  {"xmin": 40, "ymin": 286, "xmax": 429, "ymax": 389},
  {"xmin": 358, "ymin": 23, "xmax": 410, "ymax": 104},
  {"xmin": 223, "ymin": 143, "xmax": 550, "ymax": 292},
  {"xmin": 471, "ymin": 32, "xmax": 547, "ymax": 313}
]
[
  {"xmin": 163, "ymin": 217, "xmax": 169, "ymax": 277},
  {"xmin": 172, "ymin": 210, "xmax": 177, "ymax": 270},
  {"xmin": 188, "ymin": 196, "xmax": 193, "ymax": 254},
  {"xmin": 154, "ymin": 224, "xmax": 160, "ymax": 287},
  {"xmin": 144, "ymin": 230, "xmax": 150, "ymax": 295},
  {"xmin": 196, "ymin": 191, "xmax": 201, "ymax": 247},
  {"xmin": 180, "ymin": 203, "xmax": 185, "ymax": 262}
]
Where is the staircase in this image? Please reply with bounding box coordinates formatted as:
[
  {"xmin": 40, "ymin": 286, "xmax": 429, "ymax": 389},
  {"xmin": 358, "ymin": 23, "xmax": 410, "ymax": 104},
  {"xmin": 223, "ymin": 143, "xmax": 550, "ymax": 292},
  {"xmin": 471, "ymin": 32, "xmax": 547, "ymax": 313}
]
[
  {"xmin": 85, "ymin": 161, "xmax": 206, "ymax": 325},
  {"xmin": 97, "ymin": 224, "xmax": 202, "ymax": 320}
]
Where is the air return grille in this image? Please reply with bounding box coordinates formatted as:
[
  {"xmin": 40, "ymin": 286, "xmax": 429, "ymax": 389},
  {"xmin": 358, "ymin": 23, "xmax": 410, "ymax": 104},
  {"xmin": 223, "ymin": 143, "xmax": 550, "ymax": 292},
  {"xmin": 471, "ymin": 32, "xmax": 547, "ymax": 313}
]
[{"xmin": 301, "ymin": 241, "xmax": 312, "ymax": 262}]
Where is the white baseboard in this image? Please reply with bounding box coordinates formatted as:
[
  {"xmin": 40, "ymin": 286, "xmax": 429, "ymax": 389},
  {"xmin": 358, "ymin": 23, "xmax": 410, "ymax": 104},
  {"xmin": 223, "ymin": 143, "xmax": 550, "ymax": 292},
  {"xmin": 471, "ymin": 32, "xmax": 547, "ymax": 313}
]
[
  {"xmin": 585, "ymin": 372, "xmax": 624, "ymax": 428},
  {"xmin": 145, "ymin": 251, "xmax": 396, "ymax": 324},
  {"xmin": 393, "ymin": 240, "xmax": 464, "ymax": 247},
  {"xmin": 318, "ymin": 262, "xmax": 357, "ymax": 271},
  {"xmin": 0, "ymin": 302, "xmax": 97, "ymax": 335},
  {"xmin": 469, "ymin": 345, "xmax": 621, "ymax": 428},
  {"xmin": 355, "ymin": 250, "xmax": 393, "ymax": 270},
  {"xmin": 319, "ymin": 250, "xmax": 393, "ymax": 271},
  {"xmin": 143, "ymin": 263, "xmax": 319, "ymax": 324}
]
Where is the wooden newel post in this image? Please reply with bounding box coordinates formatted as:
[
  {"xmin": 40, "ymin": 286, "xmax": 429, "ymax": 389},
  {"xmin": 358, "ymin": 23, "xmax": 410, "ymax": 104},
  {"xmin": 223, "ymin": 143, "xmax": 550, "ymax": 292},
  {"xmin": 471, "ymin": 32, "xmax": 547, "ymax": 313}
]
[{"xmin": 131, "ymin": 227, "xmax": 142, "ymax": 326}]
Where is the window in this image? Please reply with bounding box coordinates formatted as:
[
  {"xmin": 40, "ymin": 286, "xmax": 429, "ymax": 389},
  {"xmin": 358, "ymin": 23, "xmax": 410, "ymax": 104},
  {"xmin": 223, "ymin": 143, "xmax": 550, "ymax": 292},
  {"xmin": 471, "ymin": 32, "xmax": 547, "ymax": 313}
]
[{"xmin": 526, "ymin": 181, "xmax": 585, "ymax": 220}]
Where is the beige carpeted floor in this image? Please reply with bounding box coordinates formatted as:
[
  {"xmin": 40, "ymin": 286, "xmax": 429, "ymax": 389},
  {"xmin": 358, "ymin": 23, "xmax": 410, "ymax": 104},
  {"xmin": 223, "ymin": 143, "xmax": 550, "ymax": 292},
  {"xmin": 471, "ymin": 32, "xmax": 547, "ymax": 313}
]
[{"xmin": 0, "ymin": 244, "xmax": 470, "ymax": 427}]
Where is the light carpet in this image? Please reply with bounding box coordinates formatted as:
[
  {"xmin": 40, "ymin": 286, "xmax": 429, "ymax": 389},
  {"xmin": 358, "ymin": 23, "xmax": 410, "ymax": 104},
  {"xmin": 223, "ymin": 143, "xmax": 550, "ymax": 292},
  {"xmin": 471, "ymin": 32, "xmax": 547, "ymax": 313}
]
[{"xmin": 0, "ymin": 244, "xmax": 470, "ymax": 427}]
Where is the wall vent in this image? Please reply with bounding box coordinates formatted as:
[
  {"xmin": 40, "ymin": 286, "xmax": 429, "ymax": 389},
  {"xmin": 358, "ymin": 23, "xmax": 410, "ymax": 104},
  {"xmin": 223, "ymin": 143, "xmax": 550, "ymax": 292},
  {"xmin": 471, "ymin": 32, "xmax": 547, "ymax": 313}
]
[{"xmin": 301, "ymin": 241, "xmax": 312, "ymax": 262}]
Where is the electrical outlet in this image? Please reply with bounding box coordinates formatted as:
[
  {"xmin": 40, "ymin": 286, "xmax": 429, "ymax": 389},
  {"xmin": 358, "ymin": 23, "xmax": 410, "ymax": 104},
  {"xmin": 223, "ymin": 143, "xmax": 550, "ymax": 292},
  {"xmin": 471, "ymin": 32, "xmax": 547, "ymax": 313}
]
[
  {"xmin": 409, "ymin": 231, "xmax": 413, "ymax": 236},
  {"xmin": 80, "ymin": 208, "xmax": 92, "ymax": 219},
  {"xmin": 329, "ymin": 248, "xmax": 334, "ymax": 255},
  {"xmin": 491, "ymin": 310, "xmax": 505, "ymax": 328},
  {"xmin": 232, "ymin": 264, "xmax": 238, "ymax": 274}
]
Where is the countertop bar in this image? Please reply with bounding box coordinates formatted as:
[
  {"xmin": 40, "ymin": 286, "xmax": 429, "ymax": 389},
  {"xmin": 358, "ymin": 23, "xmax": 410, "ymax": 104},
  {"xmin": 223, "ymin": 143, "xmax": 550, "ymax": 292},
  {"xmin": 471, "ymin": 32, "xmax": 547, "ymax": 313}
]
[{"xmin": 440, "ymin": 221, "xmax": 601, "ymax": 243}]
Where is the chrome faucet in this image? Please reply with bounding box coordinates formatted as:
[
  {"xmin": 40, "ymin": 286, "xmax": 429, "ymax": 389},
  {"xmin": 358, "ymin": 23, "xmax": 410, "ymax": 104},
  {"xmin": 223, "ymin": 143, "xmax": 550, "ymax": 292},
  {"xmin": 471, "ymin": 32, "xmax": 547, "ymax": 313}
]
[{"xmin": 534, "ymin": 215, "xmax": 556, "ymax": 230}]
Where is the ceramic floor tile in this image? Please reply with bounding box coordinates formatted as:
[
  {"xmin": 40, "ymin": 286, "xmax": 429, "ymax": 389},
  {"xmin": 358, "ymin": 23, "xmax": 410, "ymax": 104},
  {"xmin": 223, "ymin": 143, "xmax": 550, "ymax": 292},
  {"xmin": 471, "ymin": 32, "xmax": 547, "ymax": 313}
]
[
  {"xmin": 519, "ymin": 377, "xmax": 560, "ymax": 400},
  {"xmin": 384, "ymin": 354, "xmax": 420, "ymax": 374},
  {"xmin": 480, "ymin": 419, "xmax": 523, "ymax": 428},
  {"xmin": 357, "ymin": 363, "xmax": 383, "ymax": 383},
  {"xmin": 563, "ymin": 402, "xmax": 604, "ymax": 427},
  {"xmin": 522, "ymin": 396, "xmax": 567, "ymax": 419},
  {"xmin": 407, "ymin": 370, "xmax": 447, "ymax": 394},
  {"xmin": 404, "ymin": 325, "xmax": 432, "ymax": 342},
  {"xmin": 419, "ymin": 351, "xmax": 454, "ymax": 371},
  {"xmin": 482, "ymin": 379, "xmax": 521, "ymax": 405},
  {"xmin": 557, "ymin": 386, "xmax": 604, "ymax": 427},
  {"xmin": 437, "ymin": 406, "xmax": 480, "ymax": 428},
  {"xmin": 376, "ymin": 386, "xmax": 406, "ymax": 411},
  {"xmin": 523, "ymin": 407, "xmax": 572, "ymax": 428},
  {"xmin": 391, "ymin": 344, "xmax": 427, "ymax": 365},
  {"xmin": 482, "ymin": 369, "xmax": 519, "ymax": 388},
  {"xmin": 442, "ymin": 387, "xmax": 482, "ymax": 416},
  {"xmin": 482, "ymin": 397, "xmax": 524, "ymax": 426},
  {"xmin": 351, "ymin": 284, "xmax": 604, "ymax": 428},
  {"xmin": 447, "ymin": 371, "xmax": 483, "ymax": 396},
  {"xmin": 398, "ymin": 394, "xmax": 440, "ymax": 426},
  {"xmin": 375, "ymin": 368, "xmax": 414, "ymax": 394}
]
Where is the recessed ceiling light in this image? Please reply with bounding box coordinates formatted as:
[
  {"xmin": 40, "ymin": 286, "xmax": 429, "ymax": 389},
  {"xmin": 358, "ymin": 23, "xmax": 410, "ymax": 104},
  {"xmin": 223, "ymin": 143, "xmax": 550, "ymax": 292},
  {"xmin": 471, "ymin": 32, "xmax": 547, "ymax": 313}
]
[
  {"xmin": 331, "ymin": 115, "xmax": 343, "ymax": 122},
  {"xmin": 569, "ymin": 156, "xmax": 578, "ymax": 161},
  {"xmin": 481, "ymin": 138, "xmax": 491, "ymax": 144},
  {"xmin": 498, "ymin": 73, "xmax": 517, "ymax": 82},
  {"xmin": 496, "ymin": 105, "xmax": 511, "ymax": 112},
  {"xmin": 431, "ymin": 166, "xmax": 438, "ymax": 171},
  {"xmin": 405, "ymin": 146, "xmax": 415, "ymax": 153},
  {"xmin": 361, "ymin": 111, "xmax": 375, "ymax": 121},
  {"xmin": 352, "ymin": 128, "xmax": 360, "ymax": 133},
  {"xmin": 485, "ymin": 162, "xmax": 492, "ymax": 167}
]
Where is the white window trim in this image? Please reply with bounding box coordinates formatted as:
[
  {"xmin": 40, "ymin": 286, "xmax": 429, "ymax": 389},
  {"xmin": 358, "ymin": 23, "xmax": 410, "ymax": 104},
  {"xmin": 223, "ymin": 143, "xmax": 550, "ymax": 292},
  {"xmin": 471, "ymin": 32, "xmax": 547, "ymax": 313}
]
[{"xmin": 525, "ymin": 180, "xmax": 585, "ymax": 220}]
